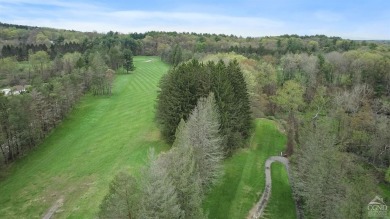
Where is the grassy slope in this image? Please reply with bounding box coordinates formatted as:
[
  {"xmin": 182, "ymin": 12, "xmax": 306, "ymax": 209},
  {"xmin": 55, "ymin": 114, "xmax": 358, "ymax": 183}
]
[
  {"xmin": 263, "ymin": 162, "xmax": 297, "ymax": 219},
  {"xmin": 0, "ymin": 56, "xmax": 169, "ymax": 218},
  {"xmin": 204, "ymin": 118, "xmax": 294, "ymax": 219}
]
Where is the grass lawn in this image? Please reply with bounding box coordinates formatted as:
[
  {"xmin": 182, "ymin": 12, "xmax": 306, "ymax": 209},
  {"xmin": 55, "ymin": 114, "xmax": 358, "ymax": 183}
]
[
  {"xmin": 263, "ymin": 162, "xmax": 297, "ymax": 219},
  {"xmin": 0, "ymin": 56, "xmax": 170, "ymax": 218},
  {"xmin": 203, "ymin": 118, "xmax": 295, "ymax": 219}
]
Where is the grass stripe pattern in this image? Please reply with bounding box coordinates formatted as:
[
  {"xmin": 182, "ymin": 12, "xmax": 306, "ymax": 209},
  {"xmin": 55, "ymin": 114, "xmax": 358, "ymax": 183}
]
[{"xmin": 0, "ymin": 56, "xmax": 169, "ymax": 218}]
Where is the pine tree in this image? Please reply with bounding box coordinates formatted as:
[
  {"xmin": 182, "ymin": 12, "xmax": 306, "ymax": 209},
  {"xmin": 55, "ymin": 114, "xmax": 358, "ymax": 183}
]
[
  {"xmin": 162, "ymin": 146, "xmax": 205, "ymax": 219},
  {"xmin": 123, "ymin": 49, "xmax": 135, "ymax": 73},
  {"xmin": 139, "ymin": 149, "xmax": 183, "ymax": 219},
  {"xmin": 171, "ymin": 45, "xmax": 183, "ymax": 66},
  {"xmin": 184, "ymin": 93, "xmax": 224, "ymax": 188},
  {"xmin": 159, "ymin": 94, "xmax": 224, "ymax": 218},
  {"xmin": 98, "ymin": 171, "xmax": 140, "ymax": 219},
  {"xmin": 136, "ymin": 116, "xmax": 209, "ymax": 219},
  {"xmin": 156, "ymin": 59, "xmax": 252, "ymax": 153},
  {"xmin": 210, "ymin": 60, "xmax": 237, "ymax": 153},
  {"xmin": 227, "ymin": 60, "xmax": 252, "ymax": 139},
  {"xmin": 156, "ymin": 60, "xmax": 208, "ymax": 143}
]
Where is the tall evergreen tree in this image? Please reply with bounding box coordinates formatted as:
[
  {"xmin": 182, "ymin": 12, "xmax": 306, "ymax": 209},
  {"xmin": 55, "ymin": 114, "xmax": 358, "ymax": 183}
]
[
  {"xmin": 156, "ymin": 59, "xmax": 251, "ymax": 153},
  {"xmin": 123, "ymin": 49, "xmax": 135, "ymax": 73},
  {"xmin": 162, "ymin": 145, "xmax": 205, "ymax": 219},
  {"xmin": 151, "ymin": 94, "xmax": 224, "ymax": 218},
  {"xmin": 171, "ymin": 45, "xmax": 183, "ymax": 67},
  {"xmin": 185, "ymin": 93, "xmax": 224, "ymax": 188},
  {"xmin": 227, "ymin": 60, "xmax": 252, "ymax": 139},
  {"xmin": 98, "ymin": 172, "xmax": 140, "ymax": 219},
  {"xmin": 163, "ymin": 120, "xmax": 204, "ymax": 219},
  {"xmin": 209, "ymin": 60, "xmax": 238, "ymax": 153},
  {"xmin": 139, "ymin": 150, "xmax": 183, "ymax": 219},
  {"xmin": 156, "ymin": 60, "xmax": 208, "ymax": 143}
]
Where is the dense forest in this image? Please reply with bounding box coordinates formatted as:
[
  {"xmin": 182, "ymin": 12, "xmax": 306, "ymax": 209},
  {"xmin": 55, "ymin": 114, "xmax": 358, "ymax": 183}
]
[{"xmin": 1, "ymin": 22, "xmax": 390, "ymax": 218}]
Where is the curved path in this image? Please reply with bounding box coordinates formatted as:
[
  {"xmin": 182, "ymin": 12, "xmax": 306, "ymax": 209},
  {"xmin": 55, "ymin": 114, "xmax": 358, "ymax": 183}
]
[
  {"xmin": 42, "ymin": 197, "xmax": 64, "ymax": 219},
  {"xmin": 247, "ymin": 156, "xmax": 290, "ymax": 219}
]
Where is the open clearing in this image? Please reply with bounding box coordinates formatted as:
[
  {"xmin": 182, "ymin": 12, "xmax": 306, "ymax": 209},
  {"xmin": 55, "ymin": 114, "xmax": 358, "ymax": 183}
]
[
  {"xmin": 204, "ymin": 119, "xmax": 296, "ymax": 219},
  {"xmin": 0, "ymin": 56, "xmax": 170, "ymax": 218}
]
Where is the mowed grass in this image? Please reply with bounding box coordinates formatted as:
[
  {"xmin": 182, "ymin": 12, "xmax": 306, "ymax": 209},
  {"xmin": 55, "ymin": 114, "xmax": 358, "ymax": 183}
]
[
  {"xmin": 0, "ymin": 56, "xmax": 169, "ymax": 218},
  {"xmin": 263, "ymin": 162, "xmax": 297, "ymax": 219},
  {"xmin": 204, "ymin": 118, "xmax": 292, "ymax": 219}
]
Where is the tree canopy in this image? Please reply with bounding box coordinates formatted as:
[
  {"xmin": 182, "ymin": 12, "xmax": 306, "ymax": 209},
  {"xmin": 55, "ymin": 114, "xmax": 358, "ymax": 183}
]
[{"xmin": 156, "ymin": 59, "xmax": 252, "ymax": 154}]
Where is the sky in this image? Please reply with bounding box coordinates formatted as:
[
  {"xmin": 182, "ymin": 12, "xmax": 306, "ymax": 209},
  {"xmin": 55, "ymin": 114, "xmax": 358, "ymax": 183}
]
[{"xmin": 0, "ymin": 0, "xmax": 389, "ymax": 40}]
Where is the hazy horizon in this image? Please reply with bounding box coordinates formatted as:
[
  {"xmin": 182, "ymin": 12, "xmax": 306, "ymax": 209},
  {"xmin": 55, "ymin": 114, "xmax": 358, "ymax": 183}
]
[{"xmin": 0, "ymin": 0, "xmax": 389, "ymax": 40}]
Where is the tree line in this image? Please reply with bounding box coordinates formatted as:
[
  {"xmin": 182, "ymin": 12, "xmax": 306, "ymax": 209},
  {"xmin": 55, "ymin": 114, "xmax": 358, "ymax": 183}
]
[
  {"xmin": 1, "ymin": 42, "xmax": 88, "ymax": 61},
  {"xmin": 0, "ymin": 62, "xmax": 85, "ymax": 164},
  {"xmin": 0, "ymin": 39, "xmax": 135, "ymax": 168},
  {"xmin": 2, "ymin": 22, "xmax": 385, "ymax": 64}
]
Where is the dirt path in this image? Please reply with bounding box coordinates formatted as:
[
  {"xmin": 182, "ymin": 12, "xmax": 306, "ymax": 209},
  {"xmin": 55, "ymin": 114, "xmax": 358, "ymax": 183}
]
[
  {"xmin": 247, "ymin": 156, "xmax": 289, "ymax": 219},
  {"xmin": 42, "ymin": 197, "xmax": 64, "ymax": 219}
]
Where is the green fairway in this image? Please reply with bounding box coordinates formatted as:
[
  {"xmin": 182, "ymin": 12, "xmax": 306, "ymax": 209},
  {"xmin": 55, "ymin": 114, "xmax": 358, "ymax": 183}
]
[
  {"xmin": 0, "ymin": 56, "xmax": 169, "ymax": 218},
  {"xmin": 264, "ymin": 162, "xmax": 297, "ymax": 219},
  {"xmin": 203, "ymin": 118, "xmax": 292, "ymax": 219}
]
